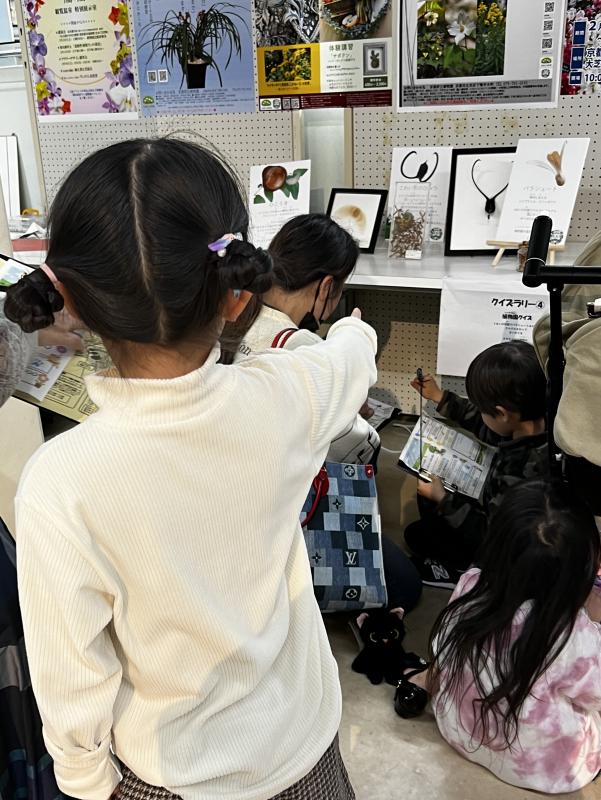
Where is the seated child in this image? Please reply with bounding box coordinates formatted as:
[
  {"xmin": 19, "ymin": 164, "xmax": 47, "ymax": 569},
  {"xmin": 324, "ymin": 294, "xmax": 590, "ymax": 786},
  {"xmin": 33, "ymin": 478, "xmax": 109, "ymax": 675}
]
[
  {"xmin": 428, "ymin": 480, "xmax": 601, "ymax": 795},
  {"xmin": 406, "ymin": 340, "xmax": 548, "ymax": 587}
]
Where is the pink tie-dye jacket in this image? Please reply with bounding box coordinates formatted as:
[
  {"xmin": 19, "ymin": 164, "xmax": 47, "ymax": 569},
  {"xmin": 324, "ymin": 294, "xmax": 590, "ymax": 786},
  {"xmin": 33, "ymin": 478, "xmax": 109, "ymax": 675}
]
[{"xmin": 432, "ymin": 569, "xmax": 601, "ymax": 794}]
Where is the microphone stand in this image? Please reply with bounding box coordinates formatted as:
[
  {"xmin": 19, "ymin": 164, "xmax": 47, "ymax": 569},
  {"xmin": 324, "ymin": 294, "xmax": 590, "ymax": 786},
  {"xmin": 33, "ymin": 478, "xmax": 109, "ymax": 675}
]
[{"xmin": 522, "ymin": 216, "xmax": 601, "ymax": 476}]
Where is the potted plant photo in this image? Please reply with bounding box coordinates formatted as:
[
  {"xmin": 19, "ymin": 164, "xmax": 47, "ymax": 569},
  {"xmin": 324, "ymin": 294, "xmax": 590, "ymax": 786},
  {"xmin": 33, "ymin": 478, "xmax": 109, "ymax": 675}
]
[{"xmin": 142, "ymin": 4, "xmax": 247, "ymax": 90}]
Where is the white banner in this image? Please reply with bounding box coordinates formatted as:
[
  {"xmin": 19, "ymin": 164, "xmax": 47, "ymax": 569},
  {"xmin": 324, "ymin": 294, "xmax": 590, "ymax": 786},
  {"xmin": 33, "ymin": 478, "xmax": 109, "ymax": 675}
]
[{"xmin": 437, "ymin": 278, "xmax": 548, "ymax": 377}]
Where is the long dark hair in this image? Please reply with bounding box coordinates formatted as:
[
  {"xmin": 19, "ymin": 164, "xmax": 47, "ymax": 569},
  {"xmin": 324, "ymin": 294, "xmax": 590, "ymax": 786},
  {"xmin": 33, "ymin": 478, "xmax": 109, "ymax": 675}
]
[
  {"xmin": 465, "ymin": 340, "xmax": 546, "ymax": 422},
  {"xmin": 4, "ymin": 138, "xmax": 273, "ymax": 345},
  {"xmin": 220, "ymin": 213, "xmax": 359, "ymax": 363},
  {"xmin": 429, "ymin": 480, "xmax": 600, "ymax": 749}
]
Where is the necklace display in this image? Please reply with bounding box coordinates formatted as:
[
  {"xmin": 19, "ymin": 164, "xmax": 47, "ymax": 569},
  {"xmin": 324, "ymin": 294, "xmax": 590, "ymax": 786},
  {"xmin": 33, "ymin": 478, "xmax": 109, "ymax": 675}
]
[
  {"xmin": 400, "ymin": 150, "xmax": 439, "ymax": 183},
  {"xmin": 470, "ymin": 158, "xmax": 509, "ymax": 219}
]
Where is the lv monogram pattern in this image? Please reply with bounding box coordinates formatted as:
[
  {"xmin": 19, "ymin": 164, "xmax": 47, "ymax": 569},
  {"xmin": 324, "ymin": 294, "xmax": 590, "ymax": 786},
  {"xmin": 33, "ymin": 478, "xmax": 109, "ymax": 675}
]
[{"xmin": 302, "ymin": 463, "xmax": 387, "ymax": 612}]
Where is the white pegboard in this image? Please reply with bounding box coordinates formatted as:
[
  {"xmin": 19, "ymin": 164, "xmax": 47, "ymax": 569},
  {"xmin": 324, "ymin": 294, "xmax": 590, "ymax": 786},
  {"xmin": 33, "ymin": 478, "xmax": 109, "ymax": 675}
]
[
  {"xmin": 353, "ymin": 96, "xmax": 601, "ymax": 243},
  {"xmin": 36, "ymin": 113, "xmax": 295, "ymax": 204},
  {"xmin": 352, "ymin": 288, "xmax": 440, "ymax": 412}
]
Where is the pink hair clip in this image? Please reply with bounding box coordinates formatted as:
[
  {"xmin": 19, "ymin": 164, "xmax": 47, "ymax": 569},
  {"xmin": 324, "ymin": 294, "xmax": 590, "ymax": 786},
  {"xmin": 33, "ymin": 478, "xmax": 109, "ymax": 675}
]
[
  {"xmin": 39, "ymin": 263, "xmax": 59, "ymax": 285},
  {"xmin": 208, "ymin": 232, "xmax": 243, "ymax": 258}
]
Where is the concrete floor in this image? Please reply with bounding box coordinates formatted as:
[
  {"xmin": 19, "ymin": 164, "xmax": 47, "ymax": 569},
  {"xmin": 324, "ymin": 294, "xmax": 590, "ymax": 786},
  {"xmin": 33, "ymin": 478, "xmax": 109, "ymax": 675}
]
[{"xmin": 330, "ymin": 419, "xmax": 601, "ymax": 800}]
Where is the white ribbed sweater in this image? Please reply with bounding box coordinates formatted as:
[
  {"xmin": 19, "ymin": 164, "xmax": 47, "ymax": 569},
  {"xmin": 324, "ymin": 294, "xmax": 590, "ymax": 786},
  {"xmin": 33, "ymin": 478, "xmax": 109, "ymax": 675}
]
[{"xmin": 16, "ymin": 317, "xmax": 377, "ymax": 800}]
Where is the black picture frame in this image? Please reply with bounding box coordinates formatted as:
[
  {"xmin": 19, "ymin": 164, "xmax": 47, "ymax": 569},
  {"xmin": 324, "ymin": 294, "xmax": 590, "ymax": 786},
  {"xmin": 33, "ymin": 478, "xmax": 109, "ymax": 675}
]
[
  {"xmin": 326, "ymin": 188, "xmax": 388, "ymax": 254},
  {"xmin": 445, "ymin": 146, "xmax": 517, "ymax": 257}
]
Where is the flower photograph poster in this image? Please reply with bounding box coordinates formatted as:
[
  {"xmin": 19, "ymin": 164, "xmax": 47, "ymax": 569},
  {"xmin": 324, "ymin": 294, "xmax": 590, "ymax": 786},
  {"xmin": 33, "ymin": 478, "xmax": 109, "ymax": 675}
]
[
  {"xmin": 23, "ymin": 0, "xmax": 138, "ymax": 120},
  {"xmin": 398, "ymin": 0, "xmax": 567, "ymax": 111}
]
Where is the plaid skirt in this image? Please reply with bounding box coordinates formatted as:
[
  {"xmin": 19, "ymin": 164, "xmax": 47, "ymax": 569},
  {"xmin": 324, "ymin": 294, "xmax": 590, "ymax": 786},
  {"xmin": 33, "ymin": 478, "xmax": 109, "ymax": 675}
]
[{"xmin": 119, "ymin": 737, "xmax": 355, "ymax": 800}]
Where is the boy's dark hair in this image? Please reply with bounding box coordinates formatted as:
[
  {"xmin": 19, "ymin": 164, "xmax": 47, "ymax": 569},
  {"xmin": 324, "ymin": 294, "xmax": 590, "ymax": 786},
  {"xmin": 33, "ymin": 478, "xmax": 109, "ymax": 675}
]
[
  {"xmin": 429, "ymin": 479, "xmax": 600, "ymax": 749},
  {"xmin": 5, "ymin": 138, "xmax": 273, "ymax": 344},
  {"xmin": 465, "ymin": 340, "xmax": 546, "ymax": 421},
  {"xmin": 221, "ymin": 213, "xmax": 359, "ymax": 363}
]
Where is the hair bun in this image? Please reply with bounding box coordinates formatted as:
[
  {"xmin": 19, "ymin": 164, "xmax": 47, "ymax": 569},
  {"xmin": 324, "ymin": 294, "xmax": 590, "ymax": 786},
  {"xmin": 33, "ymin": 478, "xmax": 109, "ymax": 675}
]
[
  {"xmin": 216, "ymin": 239, "xmax": 274, "ymax": 295},
  {"xmin": 4, "ymin": 268, "xmax": 64, "ymax": 333}
]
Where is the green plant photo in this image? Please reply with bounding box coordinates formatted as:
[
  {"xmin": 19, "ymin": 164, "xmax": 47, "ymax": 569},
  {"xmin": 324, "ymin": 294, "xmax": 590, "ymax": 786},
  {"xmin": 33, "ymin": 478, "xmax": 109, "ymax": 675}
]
[
  {"xmin": 142, "ymin": 4, "xmax": 248, "ymax": 89},
  {"xmin": 416, "ymin": 0, "xmax": 507, "ymax": 80}
]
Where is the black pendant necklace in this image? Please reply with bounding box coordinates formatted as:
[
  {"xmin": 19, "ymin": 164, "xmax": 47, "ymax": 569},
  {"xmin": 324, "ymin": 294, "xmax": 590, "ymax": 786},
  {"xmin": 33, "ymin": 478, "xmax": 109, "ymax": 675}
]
[
  {"xmin": 471, "ymin": 159, "xmax": 509, "ymax": 219},
  {"xmin": 401, "ymin": 150, "xmax": 439, "ymax": 183}
]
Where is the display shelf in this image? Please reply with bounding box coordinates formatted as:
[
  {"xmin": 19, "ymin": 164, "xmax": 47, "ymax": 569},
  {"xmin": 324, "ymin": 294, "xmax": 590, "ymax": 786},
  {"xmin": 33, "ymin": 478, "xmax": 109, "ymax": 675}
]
[{"xmin": 348, "ymin": 243, "xmax": 585, "ymax": 291}]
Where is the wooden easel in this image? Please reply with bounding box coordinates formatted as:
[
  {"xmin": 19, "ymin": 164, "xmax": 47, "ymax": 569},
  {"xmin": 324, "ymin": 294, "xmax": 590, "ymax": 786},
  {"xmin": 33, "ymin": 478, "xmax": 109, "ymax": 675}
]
[{"xmin": 486, "ymin": 240, "xmax": 565, "ymax": 268}]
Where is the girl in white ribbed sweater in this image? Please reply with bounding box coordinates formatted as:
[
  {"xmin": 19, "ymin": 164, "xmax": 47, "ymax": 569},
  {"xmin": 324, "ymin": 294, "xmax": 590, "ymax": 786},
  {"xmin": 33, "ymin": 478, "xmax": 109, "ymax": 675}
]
[{"xmin": 4, "ymin": 139, "xmax": 378, "ymax": 800}]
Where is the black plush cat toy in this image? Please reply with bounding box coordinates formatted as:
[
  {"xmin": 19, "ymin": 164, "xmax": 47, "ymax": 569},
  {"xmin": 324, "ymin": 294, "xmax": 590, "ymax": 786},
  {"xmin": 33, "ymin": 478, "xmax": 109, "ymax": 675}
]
[{"xmin": 351, "ymin": 608, "xmax": 408, "ymax": 686}]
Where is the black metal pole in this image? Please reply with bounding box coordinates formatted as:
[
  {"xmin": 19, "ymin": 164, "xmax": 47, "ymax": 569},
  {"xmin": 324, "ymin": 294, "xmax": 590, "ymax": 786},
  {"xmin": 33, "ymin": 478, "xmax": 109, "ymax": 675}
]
[{"xmin": 547, "ymin": 284, "xmax": 565, "ymax": 478}]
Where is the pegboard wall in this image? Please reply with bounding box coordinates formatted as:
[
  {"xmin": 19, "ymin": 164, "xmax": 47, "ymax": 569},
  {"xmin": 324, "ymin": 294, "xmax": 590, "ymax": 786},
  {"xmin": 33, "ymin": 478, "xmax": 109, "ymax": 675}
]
[
  {"xmin": 353, "ymin": 96, "xmax": 601, "ymax": 243},
  {"xmin": 36, "ymin": 114, "xmax": 295, "ymax": 205}
]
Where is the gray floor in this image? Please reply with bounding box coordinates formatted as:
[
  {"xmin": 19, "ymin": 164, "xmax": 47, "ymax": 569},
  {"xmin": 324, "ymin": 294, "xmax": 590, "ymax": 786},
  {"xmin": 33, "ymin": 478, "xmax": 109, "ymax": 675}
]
[{"xmin": 331, "ymin": 420, "xmax": 601, "ymax": 800}]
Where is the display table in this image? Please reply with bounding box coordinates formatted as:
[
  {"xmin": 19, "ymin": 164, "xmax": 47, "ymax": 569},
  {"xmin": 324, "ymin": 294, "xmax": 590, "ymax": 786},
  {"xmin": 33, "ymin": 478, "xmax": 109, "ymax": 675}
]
[
  {"xmin": 348, "ymin": 244, "xmax": 584, "ymax": 292},
  {"xmin": 346, "ymin": 243, "xmax": 587, "ymax": 412}
]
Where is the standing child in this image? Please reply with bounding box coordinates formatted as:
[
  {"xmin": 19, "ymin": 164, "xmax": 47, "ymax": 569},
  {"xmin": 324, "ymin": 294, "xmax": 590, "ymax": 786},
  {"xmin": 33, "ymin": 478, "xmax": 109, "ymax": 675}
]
[
  {"xmin": 4, "ymin": 139, "xmax": 378, "ymax": 800},
  {"xmin": 429, "ymin": 480, "xmax": 601, "ymax": 794},
  {"xmin": 406, "ymin": 340, "xmax": 548, "ymax": 587}
]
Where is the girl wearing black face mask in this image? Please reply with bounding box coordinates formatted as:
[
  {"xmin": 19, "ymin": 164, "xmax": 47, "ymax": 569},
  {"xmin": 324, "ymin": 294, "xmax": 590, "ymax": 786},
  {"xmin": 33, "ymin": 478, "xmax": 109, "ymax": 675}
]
[
  {"xmin": 222, "ymin": 213, "xmax": 374, "ymax": 463},
  {"xmin": 221, "ymin": 214, "xmax": 423, "ymax": 619}
]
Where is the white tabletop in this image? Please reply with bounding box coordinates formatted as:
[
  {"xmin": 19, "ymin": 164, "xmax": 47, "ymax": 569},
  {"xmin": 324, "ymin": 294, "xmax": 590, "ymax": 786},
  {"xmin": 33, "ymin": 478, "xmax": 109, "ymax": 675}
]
[{"xmin": 348, "ymin": 243, "xmax": 586, "ymax": 291}]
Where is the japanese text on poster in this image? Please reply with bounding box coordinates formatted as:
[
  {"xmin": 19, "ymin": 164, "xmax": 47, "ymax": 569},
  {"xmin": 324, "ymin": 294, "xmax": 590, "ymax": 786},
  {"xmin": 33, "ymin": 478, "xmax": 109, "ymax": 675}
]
[
  {"xmin": 496, "ymin": 137, "xmax": 589, "ymax": 246},
  {"xmin": 562, "ymin": 2, "xmax": 601, "ymax": 94},
  {"xmin": 399, "ymin": 0, "xmax": 566, "ymax": 111},
  {"xmin": 249, "ymin": 160, "xmax": 311, "ymax": 248},
  {"xmin": 23, "ymin": 0, "xmax": 137, "ymax": 119},
  {"xmin": 437, "ymin": 278, "xmax": 548, "ymax": 377},
  {"xmin": 257, "ymin": 0, "xmax": 392, "ymax": 110},
  {"xmin": 132, "ymin": 0, "xmax": 255, "ymax": 115}
]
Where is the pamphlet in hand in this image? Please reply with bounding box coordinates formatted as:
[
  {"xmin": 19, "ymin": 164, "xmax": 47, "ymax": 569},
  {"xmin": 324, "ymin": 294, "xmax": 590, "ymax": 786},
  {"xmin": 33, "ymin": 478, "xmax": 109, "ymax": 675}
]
[
  {"xmin": 0, "ymin": 253, "xmax": 33, "ymax": 286},
  {"xmin": 399, "ymin": 415, "xmax": 495, "ymax": 500}
]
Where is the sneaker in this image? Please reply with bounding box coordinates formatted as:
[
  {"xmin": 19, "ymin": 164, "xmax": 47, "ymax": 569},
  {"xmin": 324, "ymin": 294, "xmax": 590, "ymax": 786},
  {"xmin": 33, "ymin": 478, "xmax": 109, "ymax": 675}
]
[{"xmin": 411, "ymin": 556, "xmax": 461, "ymax": 589}]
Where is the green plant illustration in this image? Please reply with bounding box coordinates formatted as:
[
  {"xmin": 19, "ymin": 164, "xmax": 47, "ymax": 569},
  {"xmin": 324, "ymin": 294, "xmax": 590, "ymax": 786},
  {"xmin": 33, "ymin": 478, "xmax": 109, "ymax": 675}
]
[{"xmin": 254, "ymin": 165, "xmax": 308, "ymax": 203}]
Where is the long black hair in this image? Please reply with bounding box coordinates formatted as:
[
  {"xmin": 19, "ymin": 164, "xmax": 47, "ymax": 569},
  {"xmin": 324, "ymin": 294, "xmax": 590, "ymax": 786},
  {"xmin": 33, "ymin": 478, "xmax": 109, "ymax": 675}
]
[
  {"xmin": 4, "ymin": 138, "xmax": 273, "ymax": 346},
  {"xmin": 429, "ymin": 480, "xmax": 600, "ymax": 749},
  {"xmin": 220, "ymin": 213, "xmax": 358, "ymax": 363}
]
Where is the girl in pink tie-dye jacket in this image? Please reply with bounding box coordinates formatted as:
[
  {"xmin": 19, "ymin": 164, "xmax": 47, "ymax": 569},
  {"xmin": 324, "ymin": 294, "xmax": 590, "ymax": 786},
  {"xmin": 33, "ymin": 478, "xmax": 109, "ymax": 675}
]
[{"xmin": 428, "ymin": 480, "xmax": 601, "ymax": 794}]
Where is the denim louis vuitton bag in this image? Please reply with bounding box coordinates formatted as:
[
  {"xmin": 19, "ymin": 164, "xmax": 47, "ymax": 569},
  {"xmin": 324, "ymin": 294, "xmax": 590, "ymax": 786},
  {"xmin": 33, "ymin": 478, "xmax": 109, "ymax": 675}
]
[{"xmin": 301, "ymin": 462, "xmax": 387, "ymax": 613}]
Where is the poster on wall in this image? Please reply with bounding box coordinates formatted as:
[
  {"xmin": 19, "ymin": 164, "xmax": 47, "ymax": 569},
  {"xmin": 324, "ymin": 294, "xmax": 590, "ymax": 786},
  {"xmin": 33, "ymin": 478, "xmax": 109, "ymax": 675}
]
[
  {"xmin": 398, "ymin": 0, "xmax": 567, "ymax": 111},
  {"xmin": 562, "ymin": 1, "xmax": 601, "ymax": 95},
  {"xmin": 388, "ymin": 147, "xmax": 452, "ymax": 245},
  {"xmin": 23, "ymin": 0, "xmax": 137, "ymax": 119},
  {"xmin": 437, "ymin": 278, "xmax": 548, "ymax": 377},
  {"xmin": 256, "ymin": 0, "xmax": 393, "ymax": 110},
  {"xmin": 132, "ymin": 0, "xmax": 255, "ymax": 115},
  {"xmin": 496, "ymin": 137, "xmax": 590, "ymax": 247},
  {"xmin": 249, "ymin": 160, "xmax": 311, "ymax": 247}
]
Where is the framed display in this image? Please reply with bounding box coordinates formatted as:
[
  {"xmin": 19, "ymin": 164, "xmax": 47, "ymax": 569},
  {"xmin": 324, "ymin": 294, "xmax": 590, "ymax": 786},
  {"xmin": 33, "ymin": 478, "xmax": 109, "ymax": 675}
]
[
  {"xmin": 445, "ymin": 147, "xmax": 517, "ymax": 257},
  {"xmin": 327, "ymin": 189, "xmax": 388, "ymax": 254}
]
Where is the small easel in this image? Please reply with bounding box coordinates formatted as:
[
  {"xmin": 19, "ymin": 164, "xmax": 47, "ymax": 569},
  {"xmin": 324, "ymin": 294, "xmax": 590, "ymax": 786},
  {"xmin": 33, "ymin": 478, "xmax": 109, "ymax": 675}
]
[{"xmin": 486, "ymin": 240, "xmax": 565, "ymax": 268}]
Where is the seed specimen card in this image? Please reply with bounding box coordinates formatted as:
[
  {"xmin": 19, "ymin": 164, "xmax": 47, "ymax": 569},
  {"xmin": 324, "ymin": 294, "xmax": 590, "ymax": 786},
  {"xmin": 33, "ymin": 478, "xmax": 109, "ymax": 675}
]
[
  {"xmin": 388, "ymin": 147, "xmax": 452, "ymax": 244},
  {"xmin": 248, "ymin": 160, "xmax": 311, "ymax": 249},
  {"xmin": 399, "ymin": 0, "xmax": 567, "ymax": 111},
  {"xmin": 496, "ymin": 137, "xmax": 590, "ymax": 246}
]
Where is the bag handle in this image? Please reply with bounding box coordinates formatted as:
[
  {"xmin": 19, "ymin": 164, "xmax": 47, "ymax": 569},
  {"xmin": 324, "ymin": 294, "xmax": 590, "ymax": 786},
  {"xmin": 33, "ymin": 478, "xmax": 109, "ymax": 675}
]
[
  {"xmin": 301, "ymin": 466, "xmax": 329, "ymax": 528},
  {"xmin": 271, "ymin": 327, "xmax": 327, "ymax": 527},
  {"xmin": 271, "ymin": 328, "xmax": 298, "ymax": 349}
]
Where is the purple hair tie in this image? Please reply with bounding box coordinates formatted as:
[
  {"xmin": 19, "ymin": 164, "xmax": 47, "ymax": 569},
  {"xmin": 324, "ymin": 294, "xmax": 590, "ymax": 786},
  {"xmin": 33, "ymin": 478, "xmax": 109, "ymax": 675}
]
[{"xmin": 208, "ymin": 232, "xmax": 243, "ymax": 258}]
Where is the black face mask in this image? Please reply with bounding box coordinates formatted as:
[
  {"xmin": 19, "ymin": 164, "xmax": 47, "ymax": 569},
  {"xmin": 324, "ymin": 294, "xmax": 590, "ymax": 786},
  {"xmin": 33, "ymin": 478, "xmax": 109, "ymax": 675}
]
[{"xmin": 299, "ymin": 280, "xmax": 331, "ymax": 332}]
